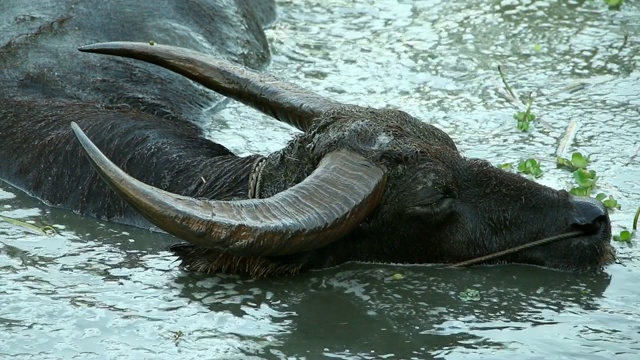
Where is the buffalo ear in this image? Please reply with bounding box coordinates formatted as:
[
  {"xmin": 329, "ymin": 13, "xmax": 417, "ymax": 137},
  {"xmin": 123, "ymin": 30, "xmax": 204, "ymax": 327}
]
[{"xmin": 79, "ymin": 41, "xmax": 342, "ymax": 132}]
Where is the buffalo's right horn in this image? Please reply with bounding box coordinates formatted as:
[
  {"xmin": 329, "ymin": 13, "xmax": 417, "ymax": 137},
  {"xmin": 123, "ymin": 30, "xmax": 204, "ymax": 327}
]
[
  {"xmin": 79, "ymin": 42, "xmax": 342, "ymax": 132},
  {"xmin": 71, "ymin": 122, "xmax": 386, "ymax": 257}
]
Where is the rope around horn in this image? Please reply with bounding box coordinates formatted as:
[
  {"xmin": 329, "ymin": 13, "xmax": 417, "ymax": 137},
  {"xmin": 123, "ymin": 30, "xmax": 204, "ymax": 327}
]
[
  {"xmin": 248, "ymin": 157, "xmax": 267, "ymax": 199},
  {"xmin": 448, "ymin": 230, "xmax": 583, "ymax": 268}
]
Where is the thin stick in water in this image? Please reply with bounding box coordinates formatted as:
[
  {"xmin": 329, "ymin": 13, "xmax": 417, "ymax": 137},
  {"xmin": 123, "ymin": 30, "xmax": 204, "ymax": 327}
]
[
  {"xmin": 448, "ymin": 231, "xmax": 583, "ymax": 268},
  {"xmin": 556, "ymin": 119, "xmax": 579, "ymax": 158},
  {"xmin": 498, "ymin": 65, "xmax": 517, "ymax": 103}
]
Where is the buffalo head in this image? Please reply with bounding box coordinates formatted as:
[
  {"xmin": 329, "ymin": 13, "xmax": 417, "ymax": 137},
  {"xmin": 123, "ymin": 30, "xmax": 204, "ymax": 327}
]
[{"xmin": 71, "ymin": 42, "xmax": 613, "ymax": 276}]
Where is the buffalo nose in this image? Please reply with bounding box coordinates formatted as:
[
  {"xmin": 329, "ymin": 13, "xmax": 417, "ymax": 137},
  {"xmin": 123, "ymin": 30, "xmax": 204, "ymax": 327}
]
[{"xmin": 569, "ymin": 195, "xmax": 609, "ymax": 231}]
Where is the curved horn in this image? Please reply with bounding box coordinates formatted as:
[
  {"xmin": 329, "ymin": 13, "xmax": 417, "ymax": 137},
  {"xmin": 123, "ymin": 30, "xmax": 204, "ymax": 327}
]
[
  {"xmin": 79, "ymin": 42, "xmax": 341, "ymax": 132},
  {"xmin": 70, "ymin": 122, "xmax": 386, "ymax": 256}
]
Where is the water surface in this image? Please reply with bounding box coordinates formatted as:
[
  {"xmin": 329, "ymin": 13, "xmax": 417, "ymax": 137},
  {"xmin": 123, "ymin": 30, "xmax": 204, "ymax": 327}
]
[{"xmin": 1, "ymin": 0, "xmax": 639, "ymax": 358}]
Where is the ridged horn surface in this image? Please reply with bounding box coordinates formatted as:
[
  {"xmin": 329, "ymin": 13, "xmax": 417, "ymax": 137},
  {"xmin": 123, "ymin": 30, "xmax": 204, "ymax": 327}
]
[
  {"xmin": 70, "ymin": 122, "xmax": 386, "ymax": 256},
  {"xmin": 79, "ymin": 42, "xmax": 341, "ymax": 132}
]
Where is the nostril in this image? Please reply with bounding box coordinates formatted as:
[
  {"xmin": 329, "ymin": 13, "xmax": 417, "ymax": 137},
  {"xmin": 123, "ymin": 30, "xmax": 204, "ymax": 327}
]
[
  {"xmin": 569, "ymin": 195, "xmax": 609, "ymax": 232},
  {"xmin": 573, "ymin": 215, "xmax": 608, "ymax": 235},
  {"xmin": 569, "ymin": 195, "xmax": 607, "ymax": 225}
]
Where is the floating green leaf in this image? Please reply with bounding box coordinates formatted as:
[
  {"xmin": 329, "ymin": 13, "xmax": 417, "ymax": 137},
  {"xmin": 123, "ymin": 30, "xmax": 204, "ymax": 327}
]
[
  {"xmin": 514, "ymin": 96, "xmax": 536, "ymax": 132},
  {"xmin": 573, "ymin": 169, "xmax": 598, "ymax": 189},
  {"xmin": 557, "ymin": 152, "xmax": 590, "ymax": 171},
  {"xmin": 556, "ymin": 156, "xmax": 574, "ymax": 170},
  {"xmin": 569, "ymin": 169, "xmax": 597, "ymax": 196},
  {"xmin": 499, "ymin": 162, "xmax": 514, "ymax": 171},
  {"xmin": 604, "ymin": 198, "xmax": 620, "ymax": 210},
  {"xmin": 571, "ymin": 152, "xmax": 590, "ymax": 169},
  {"xmin": 613, "ymin": 230, "xmax": 632, "ymax": 243},
  {"xmin": 604, "ymin": 0, "xmax": 623, "ymax": 7},
  {"xmin": 569, "ymin": 186, "xmax": 591, "ymax": 197},
  {"xmin": 595, "ymin": 193, "xmax": 620, "ymax": 210},
  {"xmin": 459, "ymin": 288, "xmax": 481, "ymax": 301},
  {"xmin": 517, "ymin": 158, "xmax": 543, "ymax": 178}
]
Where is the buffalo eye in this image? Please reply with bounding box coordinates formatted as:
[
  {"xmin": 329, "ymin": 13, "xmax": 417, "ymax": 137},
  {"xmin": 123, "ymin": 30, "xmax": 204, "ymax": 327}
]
[{"xmin": 404, "ymin": 196, "xmax": 455, "ymax": 224}]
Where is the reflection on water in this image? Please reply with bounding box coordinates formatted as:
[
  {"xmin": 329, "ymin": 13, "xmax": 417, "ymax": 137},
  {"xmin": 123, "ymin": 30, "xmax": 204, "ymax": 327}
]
[{"xmin": 1, "ymin": 0, "xmax": 640, "ymax": 359}]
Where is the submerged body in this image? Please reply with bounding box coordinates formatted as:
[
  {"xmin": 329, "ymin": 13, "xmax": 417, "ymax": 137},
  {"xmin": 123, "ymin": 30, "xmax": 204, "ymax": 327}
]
[
  {"xmin": 0, "ymin": 2, "xmax": 613, "ymax": 277},
  {"xmin": 0, "ymin": 0, "xmax": 273, "ymax": 226}
]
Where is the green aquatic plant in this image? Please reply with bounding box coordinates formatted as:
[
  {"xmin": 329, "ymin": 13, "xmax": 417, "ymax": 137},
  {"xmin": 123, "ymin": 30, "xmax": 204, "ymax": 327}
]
[
  {"xmin": 170, "ymin": 330, "xmax": 184, "ymax": 346},
  {"xmin": 391, "ymin": 273, "xmax": 404, "ymax": 280},
  {"xmin": 604, "ymin": 0, "xmax": 623, "ymax": 8},
  {"xmin": 517, "ymin": 158, "xmax": 543, "ymax": 178},
  {"xmin": 613, "ymin": 230, "xmax": 632, "ymax": 243},
  {"xmin": 0, "ymin": 214, "xmax": 56, "ymax": 235},
  {"xmin": 613, "ymin": 207, "xmax": 639, "ymax": 243},
  {"xmin": 499, "ymin": 159, "xmax": 543, "ymax": 178},
  {"xmin": 595, "ymin": 193, "xmax": 621, "ymax": 210},
  {"xmin": 570, "ymin": 168, "xmax": 598, "ymax": 196},
  {"xmin": 557, "ymin": 152, "xmax": 590, "ymax": 171},
  {"xmin": 498, "ymin": 162, "xmax": 514, "ymax": 171},
  {"xmin": 497, "ymin": 66, "xmax": 537, "ymax": 131},
  {"xmin": 514, "ymin": 97, "xmax": 536, "ymax": 132},
  {"xmin": 557, "ymin": 152, "xmax": 600, "ymax": 197},
  {"xmin": 557, "ymin": 152, "xmax": 622, "ymax": 210},
  {"xmin": 459, "ymin": 288, "xmax": 481, "ymax": 301}
]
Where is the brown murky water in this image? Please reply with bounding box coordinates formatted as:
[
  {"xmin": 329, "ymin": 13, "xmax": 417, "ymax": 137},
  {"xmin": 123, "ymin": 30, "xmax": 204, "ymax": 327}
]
[{"xmin": 1, "ymin": 0, "xmax": 639, "ymax": 358}]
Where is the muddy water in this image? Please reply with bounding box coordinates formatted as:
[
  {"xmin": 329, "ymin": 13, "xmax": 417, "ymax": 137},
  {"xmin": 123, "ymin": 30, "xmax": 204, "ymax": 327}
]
[{"xmin": 1, "ymin": 0, "xmax": 639, "ymax": 359}]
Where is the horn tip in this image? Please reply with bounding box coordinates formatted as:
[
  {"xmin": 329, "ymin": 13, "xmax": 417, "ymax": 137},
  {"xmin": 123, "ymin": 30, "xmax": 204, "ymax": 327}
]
[
  {"xmin": 78, "ymin": 41, "xmax": 146, "ymax": 54},
  {"xmin": 70, "ymin": 122, "xmax": 91, "ymax": 148},
  {"xmin": 78, "ymin": 43, "xmax": 108, "ymax": 52}
]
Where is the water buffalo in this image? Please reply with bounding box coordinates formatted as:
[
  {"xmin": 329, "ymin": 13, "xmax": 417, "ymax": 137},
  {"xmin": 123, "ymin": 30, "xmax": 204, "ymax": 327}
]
[{"xmin": 0, "ymin": 2, "xmax": 613, "ymax": 277}]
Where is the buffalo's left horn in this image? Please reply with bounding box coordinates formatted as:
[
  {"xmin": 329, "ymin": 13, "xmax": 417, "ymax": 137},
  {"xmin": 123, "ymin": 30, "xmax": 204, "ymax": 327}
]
[
  {"xmin": 79, "ymin": 42, "xmax": 341, "ymax": 132},
  {"xmin": 70, "ymin": 123, "xmax": 386, "ymax": 256}
]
